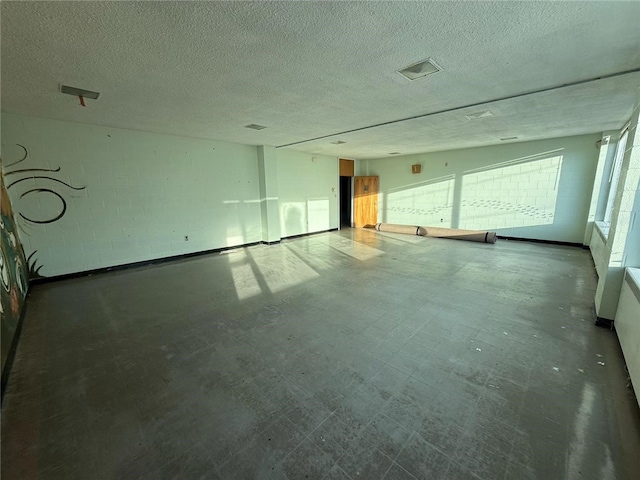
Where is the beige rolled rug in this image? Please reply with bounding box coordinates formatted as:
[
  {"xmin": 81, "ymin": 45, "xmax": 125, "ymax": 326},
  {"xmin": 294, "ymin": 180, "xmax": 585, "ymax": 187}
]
[
  {"xmin": 374, "ymin": 223, "xmax": 496, "ymax": 244},
  {"xmin": 374, "ymin": 223, "xmax": 425, "ymax": 236}
]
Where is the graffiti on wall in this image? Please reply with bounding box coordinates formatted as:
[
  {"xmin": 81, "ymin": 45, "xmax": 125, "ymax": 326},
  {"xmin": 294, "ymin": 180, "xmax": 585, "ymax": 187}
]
[
  {"xmin": 1, "ymin": 170, "xmax": 29, "ymax": 372},
  {"xmin": 2, "ymin": 144, "xmax": 86, "ymax": 278}
]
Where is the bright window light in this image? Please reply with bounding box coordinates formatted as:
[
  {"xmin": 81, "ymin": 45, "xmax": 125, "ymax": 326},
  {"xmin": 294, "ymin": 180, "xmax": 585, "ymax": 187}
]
[{"xmin": 604, "ymin": 129, "xmax": 629, "ymax": 225}]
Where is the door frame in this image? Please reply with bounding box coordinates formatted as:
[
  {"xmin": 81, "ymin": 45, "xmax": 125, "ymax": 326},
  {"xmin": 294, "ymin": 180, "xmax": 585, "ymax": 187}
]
[{"xmin": 338, "ymin": 159, "xmax": 355, "ymax": 229}]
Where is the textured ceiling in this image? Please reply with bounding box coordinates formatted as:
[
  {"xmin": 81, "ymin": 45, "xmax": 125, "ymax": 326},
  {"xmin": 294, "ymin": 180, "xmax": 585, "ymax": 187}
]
[{"xmin": 2, "ymin": 1, "xmax": 639, "ymax": 159}]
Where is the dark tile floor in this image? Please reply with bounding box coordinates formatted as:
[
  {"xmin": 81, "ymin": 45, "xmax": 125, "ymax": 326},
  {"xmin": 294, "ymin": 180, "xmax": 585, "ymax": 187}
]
[{"xmin": 2, "ymin": 229, "xmax": 639, "ymax": 479}]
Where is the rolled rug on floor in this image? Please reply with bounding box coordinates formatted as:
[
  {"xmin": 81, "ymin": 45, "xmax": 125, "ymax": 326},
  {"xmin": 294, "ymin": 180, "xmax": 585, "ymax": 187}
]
[
  {"xmin": 373, "ymin": 223, "xmax": 496, "ymax": 243},
  {"xmin": 375, "ymin": 223, "xmax": 426, "ymax": 236},
  {"xmin": 421, "ymin": 226, "xmax": 497, "ymax": 243}
]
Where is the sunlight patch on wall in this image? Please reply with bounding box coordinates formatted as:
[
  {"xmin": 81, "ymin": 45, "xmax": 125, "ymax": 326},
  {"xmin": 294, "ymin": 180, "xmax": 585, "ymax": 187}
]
[
  {"xmin": 307, "ymin": 198, "xmax": 330, "ymax": 232},
  {"xmin": 460, "ymin": 151, "xmax": 563, "ymax": 230},
  {"xmin": 224, "ymin": 199, "xmax": 262, "ymax": 247},
  {"xmin": 386, "ymin": 175, "xmax": 455, "ymax": 227},
  {"xmin": 281, "ymin": 201, "xmax": 307, "ymax": 238}
]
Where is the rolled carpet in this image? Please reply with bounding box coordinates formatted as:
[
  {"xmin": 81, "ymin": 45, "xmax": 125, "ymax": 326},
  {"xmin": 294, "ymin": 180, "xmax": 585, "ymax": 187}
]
[{"xmin": 374, "ymin": 223, "xmax": 496, "ymax": 244}]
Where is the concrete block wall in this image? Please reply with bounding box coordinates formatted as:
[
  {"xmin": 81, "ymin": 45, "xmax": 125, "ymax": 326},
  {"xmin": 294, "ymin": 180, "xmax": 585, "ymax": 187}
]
[
  {"xmin": 1, "ymin": 113, "xmax": 263, "ymax": 277},
  {"xmin": 362, "ymin": 134, "xmax": 600, "ymax": 243}
]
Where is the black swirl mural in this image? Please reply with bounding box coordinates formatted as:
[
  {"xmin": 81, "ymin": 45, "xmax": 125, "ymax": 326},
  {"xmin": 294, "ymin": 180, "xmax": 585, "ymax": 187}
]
[{"xmin": 2, "ymin": 144, "xmax": 86, "ymax": 278}]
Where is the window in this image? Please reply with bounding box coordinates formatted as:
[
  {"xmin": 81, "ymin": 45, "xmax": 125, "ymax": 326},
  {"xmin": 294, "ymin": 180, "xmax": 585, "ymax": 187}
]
[{"xmin": 603, "ymin": 128, "xmax": 629, "ymax": 225}]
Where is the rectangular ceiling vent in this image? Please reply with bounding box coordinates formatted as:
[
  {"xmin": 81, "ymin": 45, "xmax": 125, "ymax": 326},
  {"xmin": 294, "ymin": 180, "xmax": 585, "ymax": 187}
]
[
  {"xmin": 465, "ymin": 110, "xmax": 493, "ymax": 120},
  {"xmin": 244, "ymin": 124, "xmax": 267, "ymax": 130},
  {"xmin": 397, "ymin": 58, "xmax": 441, "ymax": 81},
  {"xmin": 60, "ymin": 85, "xmax": 100, "ymax": 99}
]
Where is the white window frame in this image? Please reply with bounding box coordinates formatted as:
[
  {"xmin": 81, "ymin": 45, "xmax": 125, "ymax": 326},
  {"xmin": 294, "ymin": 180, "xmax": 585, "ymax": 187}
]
[{"xmin": 603, "ymin": 128, "xmax": 629, "ymax": 226}]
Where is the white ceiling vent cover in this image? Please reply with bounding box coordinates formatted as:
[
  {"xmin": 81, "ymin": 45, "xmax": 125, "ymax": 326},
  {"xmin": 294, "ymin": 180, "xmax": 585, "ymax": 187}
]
[
  {"xmin": 397, "ymin": 58, "xmax": 441, "ymax": 80},
  {"xmin": 465, "ymin": 111, "xmax": 494, "ymax": 120}
]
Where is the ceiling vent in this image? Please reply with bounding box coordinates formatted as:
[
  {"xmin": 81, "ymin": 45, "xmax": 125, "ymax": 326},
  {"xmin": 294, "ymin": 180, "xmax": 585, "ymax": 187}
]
[
  {"xmin": 331, "ymin": 140, "xmax": 347, "ymax": 145},
  {"xmin": 244, "ymin": 124, "xmax": 267, "ymax": 130},
  {"xmin": 397, "ymin": 58, "xmax": 441, "ymax": 81},
  {"xmin": 465, "ymin": 111, "xmax": 493, "ymax": 120},
  {"xmin": 500, "ymin": 136, "xmax": 518, "ymax": 141},
  {"xmin": 60, "ymin": 85, "xmax": 100, "ymax": 99}
]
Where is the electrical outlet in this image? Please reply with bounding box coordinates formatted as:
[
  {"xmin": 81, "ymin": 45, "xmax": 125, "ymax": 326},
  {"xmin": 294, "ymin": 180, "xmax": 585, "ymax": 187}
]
[{"xmin": 184, "ymin": 235, "xmax": 189, "ymax": 241}]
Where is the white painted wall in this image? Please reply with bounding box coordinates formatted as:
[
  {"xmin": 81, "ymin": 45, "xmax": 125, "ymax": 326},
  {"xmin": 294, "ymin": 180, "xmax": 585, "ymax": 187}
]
[
  {"xmin": 362, "ymin": 134, "xmax": 600, "ymax": 243},
  {"xmin": 276, "ymin": 150, "xmax": 339, "ymax": 238},
  {"xmin": 615, "ymin": 268, "xmax": 640, "ymax": 408},
  {"xmin": 1, "ymin": 113, "xmax": 262, "ymax": 277}
]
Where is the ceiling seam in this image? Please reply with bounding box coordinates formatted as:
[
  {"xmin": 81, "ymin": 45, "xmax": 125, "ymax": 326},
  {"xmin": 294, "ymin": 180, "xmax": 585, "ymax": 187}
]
[{"xmin": 276, "ymin": 67, "xmax": 640, "ymax": 149}]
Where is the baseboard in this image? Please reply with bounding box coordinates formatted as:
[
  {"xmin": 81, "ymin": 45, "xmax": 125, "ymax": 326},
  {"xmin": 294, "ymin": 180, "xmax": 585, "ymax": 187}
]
[
  {"xmin": 497, "ymin": 236, "xmax": 585, "ymax": 248},
  {"xmin": 30, "ymin": 241, "xmax": 265, "ymax": 285},
  {"xmin": 280, "ymin": 228, "xmax": 339, "ymax": 241},
  {"xmin": 29, "ymin": 228, "xmax": 340, "ymax": 285},
  {"xmin": 595, "ymin": 316, "xmax": 615, "ymax": 330},
  {"xmin": 1, "ymin": 300, "xmax": 28, "ymax": 404}
]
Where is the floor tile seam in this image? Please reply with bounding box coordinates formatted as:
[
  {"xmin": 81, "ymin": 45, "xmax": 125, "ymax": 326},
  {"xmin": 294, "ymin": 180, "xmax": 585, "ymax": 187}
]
[
  {"xmin": 309, "ymin": 402, "xmax": 396, "ymax": 467},
  {"xmin": 332, "ymin": 436, "xmax": 397, "ymax": 479},
  {"xmin": 382, "ymin": 461, "xmax": 420, "ymax": 480},
  {"xmin": 151, "ymin": 441, "xmax": 220, "ymax": 478},
  {"xmin": 239, "ymin": 430, "xmax": 310, "ymax": 478},
  {"xmin": 305, "ymin": 430, "xmax": 349, "ymax": 466},
  {"xmin": 392, "ymin": 430, "xmax": 456, "ymax": 478},
  {"xmin": 346, "ymin": 358, "xmax": 388, "ymax": 387},
  {"xmin": 404, "ymin": 371, "xmax": 450, "ymax": 404},
  {"xmin": 378, "ymin": 458, "xmax": 398, "ymax": 479},
  {"xmin": 213, "ymin": 412, "xmax": 291, "ymax": 473},
  {"xmin": 322, "ymin": 462, "xmax": 353, "ymax": 480},
  {"xmin": 444, "ymin": 457, "xmax": 484, "ymax": 480}
]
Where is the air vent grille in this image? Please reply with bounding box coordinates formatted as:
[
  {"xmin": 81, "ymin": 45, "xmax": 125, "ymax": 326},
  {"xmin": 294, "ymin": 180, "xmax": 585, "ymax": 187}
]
[
  {"xmin": 465, "ymin": 111, "xmax": 493, "ymax": 120},
  {"xmin": 397, "ymin": 58, "xmax": 441, "ymax": 81}
]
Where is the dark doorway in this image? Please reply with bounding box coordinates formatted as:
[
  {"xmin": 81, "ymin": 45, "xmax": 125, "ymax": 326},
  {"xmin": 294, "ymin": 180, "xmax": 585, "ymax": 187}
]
[{"xmin": 339, "ymin": 176, "xmax": 352, "ymax": 228}]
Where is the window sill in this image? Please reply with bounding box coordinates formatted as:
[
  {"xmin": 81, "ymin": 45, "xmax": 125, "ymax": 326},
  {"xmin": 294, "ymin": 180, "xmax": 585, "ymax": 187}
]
[{"xmin": 595, "ymin": 221, "xmax": 610, "ymax": 240}]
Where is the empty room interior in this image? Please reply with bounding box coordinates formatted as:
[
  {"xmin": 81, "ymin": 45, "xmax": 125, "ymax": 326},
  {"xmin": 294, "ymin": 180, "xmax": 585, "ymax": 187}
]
[{"xmin": 2, "ymin": 1, "xmax": 640, "ymax": 479}]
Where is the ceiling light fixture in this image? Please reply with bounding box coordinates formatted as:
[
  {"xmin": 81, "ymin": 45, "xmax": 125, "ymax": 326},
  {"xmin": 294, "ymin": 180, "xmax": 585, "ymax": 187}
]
[
  {"xmin": 397, "ymin": 58, "xmax": 442, "ymax": 81},
  {"xmin": 60, "ymin": 85, "xmax": 100, "ymax": 99},
  {"xmin": 244, "ymin": 124, "xmax": 267, "ymax": 130},
  {"xmin": 465, "ymin": 111, "xmax": 493, "ymax": 120}
]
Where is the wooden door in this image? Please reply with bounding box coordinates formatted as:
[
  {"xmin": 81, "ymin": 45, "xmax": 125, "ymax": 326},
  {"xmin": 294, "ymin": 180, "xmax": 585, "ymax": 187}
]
[{"xmin": 353, "ymin": 176, "xmax": 378, "ymax": 227}]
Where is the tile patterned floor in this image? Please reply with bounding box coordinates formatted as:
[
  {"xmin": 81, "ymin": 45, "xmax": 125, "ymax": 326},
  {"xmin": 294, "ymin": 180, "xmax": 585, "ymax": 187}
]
[{"xmin": 2, "ymin": 229, "xmax": 639, "ymax": 479}]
